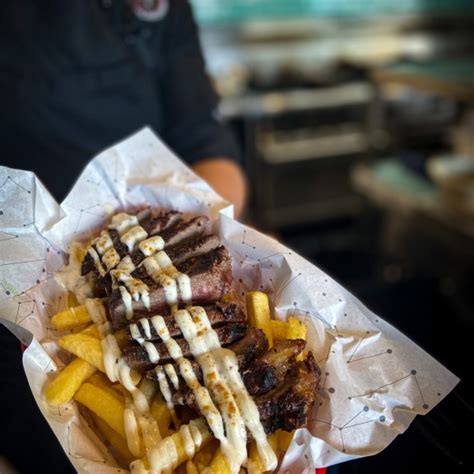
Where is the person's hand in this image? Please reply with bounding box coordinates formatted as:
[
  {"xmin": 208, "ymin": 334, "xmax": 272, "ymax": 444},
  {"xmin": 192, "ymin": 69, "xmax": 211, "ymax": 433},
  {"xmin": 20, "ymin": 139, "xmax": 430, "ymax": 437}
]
[{"xmin": 192, "ymin": 158, "xmax": 247, "ymax": 218}]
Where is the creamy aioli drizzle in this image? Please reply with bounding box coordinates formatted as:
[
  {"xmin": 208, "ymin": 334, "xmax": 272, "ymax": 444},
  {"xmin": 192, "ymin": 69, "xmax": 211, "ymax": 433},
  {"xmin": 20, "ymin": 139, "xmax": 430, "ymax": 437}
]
[
  {"xmin": 86, "ymin": 298, "xmax": 167, "ymax": 466},
  {"xmin": 121, "ymin": 225, "xmax": 149, "ymax": 252}
]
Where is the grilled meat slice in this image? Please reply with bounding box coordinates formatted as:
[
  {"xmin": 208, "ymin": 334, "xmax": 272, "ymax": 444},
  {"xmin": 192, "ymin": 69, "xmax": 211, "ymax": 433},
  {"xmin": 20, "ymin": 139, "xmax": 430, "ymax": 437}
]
[
  {"xmin": 81, "ymin": 208, "xmax": 179, "ymax": 276},
  {"xmin": 158, "ymin": 216, "xmax": 209, "ymax": 248},
  {"xmin": 125, "ymin": 302, "xmax": 245, "ymax": 342},
  {"xmin": 256, "ymin": 352, "xmax": 320, "ymax": 433},
  {"xmin": 123, "ymin": 323, "xmax": 247, "ymax": 370},
  {"xmin": 141, "ymin": 210, "xmax": 182, "ymax": 236},
  {"xmin": 162, "ymin": 234, "xmax": 221, "ymax": 267},
  {"xmin": 109, "ymin": 246, "xmax": 232, "ymax": 328},
  {"xmin": 242, "ymin": 338, "xmax": 306, "ymax": 396},
  {"xmin": 131, "ymin": 234, "xmax": 220, "ymax": 282},
  {"xmin": 145, "ymin": 327, "xmax": 268, "ymax": 384}
]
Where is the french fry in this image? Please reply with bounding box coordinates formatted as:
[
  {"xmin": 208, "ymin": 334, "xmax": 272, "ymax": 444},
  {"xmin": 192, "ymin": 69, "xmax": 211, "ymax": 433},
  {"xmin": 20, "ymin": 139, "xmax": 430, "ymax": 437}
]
[
  {"xmin": 80, "ymin": 323, "xmax": 101, "ymax": 339},
  {"xmin": 70, "ymin": 241, "xmax": 87, "ymax": 264},
  {"xmin": 287, "ymin": 317, "xmax": 307, "ymax": 361},
  {"xmin": 132, "ymin": 418, "xmax": 212, "ymax": 472},
  {"xmin": 45, "ymin": 357, "xmax": 97, "ymax": 406},
  {"xmin": 51, "ymin": 305, "xmax": 91, "ymax": 331},
  {"xmin": 92, "ymin": 412, "xmax": 135, "ymax": 467},
  {"xmin": 67, "ymin": 292, "xmax": 80, "ymax": 308},
  {"xmin": 277, "ymin": 429, "xmax": 294, "ymax": 453},
  {"xmin": 58, "ymin": 332, "xmax": 141, "ymax": 384},
  {"xmin": 246, "ymin": 291, "xmax": 273, "ymax": 348},
  {"xmin": 248, "ymin": 433, "xmax": 278, "ymax": 474},
  {"xmin": 75, "ymin": 382, "xmax": 126, "ymax": 437},
  {"xmin": 87, "ymin": 372, "xmax": 124, "ymax": 403},
  {"xmin": 269, "ymin": 320, "xmax": 289, "ymax": 341},
  {"xmin": 286, "ymin": 316, "xmax": 307, "ymax": 341},
  {"xmin": 186, "ymin": 460, "xmax": 199, "ymax": 474},
  {"xmin": 208, "ymin": 448, "xmax": 231, "ymax": 474},
  {"xmin": 192, "ymin": 438, "xmax": 218, "ymax": 472},
  {"xmin": 150, "ymin": 394, "xmax": 172, "ymax": 437},
  {"xmin": 59, "ymin": 333, "xmax": 105, "ymax": 371}
]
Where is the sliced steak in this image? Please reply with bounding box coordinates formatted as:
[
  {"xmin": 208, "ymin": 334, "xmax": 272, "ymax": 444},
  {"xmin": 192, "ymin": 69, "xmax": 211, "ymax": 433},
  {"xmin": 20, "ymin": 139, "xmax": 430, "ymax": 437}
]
[
  {"xmin": 81, "ymin": 208, "xmax": 176, "ymax": 276},
  {"xmin": 159, "ymin": 216, "xmax": 209, "ymax": 248},
  {"xmin": 123, "ymin": 323, "xmax": 247, "ymax": 370},
  {"xmin": 131, "ymin": 234, "xmax": 220, "ymax": 282},
  {"xmin": 125, "ymin": 302, "xmax": 245, "ymax": 342},
  {"xmin": 109, "ymin": 246, "xmax": 232, "ymax": 329}
]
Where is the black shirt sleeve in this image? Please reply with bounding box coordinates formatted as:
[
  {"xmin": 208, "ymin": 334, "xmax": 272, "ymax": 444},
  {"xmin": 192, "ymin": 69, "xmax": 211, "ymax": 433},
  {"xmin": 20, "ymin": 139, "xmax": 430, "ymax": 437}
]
[{"xmin": 159, "ymin": 0, "xmax": 241, "ymax": 166}]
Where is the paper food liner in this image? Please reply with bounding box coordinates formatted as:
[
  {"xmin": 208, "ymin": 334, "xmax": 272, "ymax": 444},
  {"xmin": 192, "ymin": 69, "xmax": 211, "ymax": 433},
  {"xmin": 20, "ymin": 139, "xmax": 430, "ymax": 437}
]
[{"xmin": 0, "ymin": 128, "xmax": 459, "ymax": 473}]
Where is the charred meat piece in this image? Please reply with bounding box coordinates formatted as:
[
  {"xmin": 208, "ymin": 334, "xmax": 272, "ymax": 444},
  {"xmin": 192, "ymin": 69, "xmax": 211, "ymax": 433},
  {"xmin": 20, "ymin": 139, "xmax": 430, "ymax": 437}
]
[
  {"xmin": 242, "ymin": 338, "xmax": 306, "ymax": 396},
  {"xmin": 123, "ymin": 323, "xmax": 247, "ymax": 370},
  {"xmin": 109, "ymin": 246, "xmax": 233, "ymax": 328},
  {"xmin": 166, "ymin": 347, "xmax": 319, "ymax": 433},
  {"xmin": 256, "ymin": 352, "xmax": 320, "ymax": 433},
  {"xmin": 125, "ymin": 302, "xmax": 245, "ymax": 342},
  {"xmin": 164, "ymin": 336, "xmax": 303, "ymax": 407}
]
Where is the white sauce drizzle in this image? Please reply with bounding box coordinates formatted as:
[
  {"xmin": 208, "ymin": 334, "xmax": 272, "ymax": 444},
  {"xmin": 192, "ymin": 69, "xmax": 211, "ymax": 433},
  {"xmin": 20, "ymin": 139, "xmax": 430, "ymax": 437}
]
[
  {"xmin": 124, "ymin": 407, "xmax": 142, "ymax": 458},
  {"xmin": 121, "ymin": 225, "xmax": 148, "ymax": 252},
  {"xmin": 102, "ymin": 247, "xmax": 121, "ymax": 271},
  {"xmin": 139, "ymin": 236, "xmax": 165, "ymax": 256},
  {"xmin": 95, "ymin": 230, "xmax": 114, "ymax": 255},
  {"xmin": 117, "ymin": 255, "xmax": 136, "ymax": 273},
  {"xmin": 109, "ymin": 213, "xmax": 138, "ymax": 235},
  {"xmin": 87, "ymin": 247, "xmax": 106, "ymax": 277},
  {"xmin": 111, "ymin": 269, "xmax": 150, "ymax": 310},
  {"xmin": 143, "ymin": 342, "xmax": 160, "ymax": 364},
  {"xmin": 141, "ymin": 251, "xmax": 192, "ymax": 307},
  {"xmin": 164, "ymin": 364, "xmax": 180, "ymax": 390},
  {"xmin": 139, "ymin": 318, "xmax": 152, "ymax": 339},
  {"xmin": 119, "ymin": 286, "xmax": 134, "ymax": 320}
]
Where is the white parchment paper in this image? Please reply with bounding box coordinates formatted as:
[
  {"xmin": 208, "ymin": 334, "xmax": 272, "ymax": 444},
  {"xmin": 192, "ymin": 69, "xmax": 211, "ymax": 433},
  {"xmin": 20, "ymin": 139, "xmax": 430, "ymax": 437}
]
[{"xmin": 0, "ymin": 128, "xmax": 459, "ymax": 473}]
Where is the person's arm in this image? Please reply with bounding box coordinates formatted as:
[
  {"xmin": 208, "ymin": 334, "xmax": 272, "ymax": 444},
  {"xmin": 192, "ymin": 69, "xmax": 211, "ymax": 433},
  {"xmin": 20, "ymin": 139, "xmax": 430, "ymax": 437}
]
[
  {"xmin": 191, "ymin": 157, "xmax": 247, "ymax": 217},
  {"xmin": 159, "ymin": 0, "xmax": 247, "ymax": 217}
]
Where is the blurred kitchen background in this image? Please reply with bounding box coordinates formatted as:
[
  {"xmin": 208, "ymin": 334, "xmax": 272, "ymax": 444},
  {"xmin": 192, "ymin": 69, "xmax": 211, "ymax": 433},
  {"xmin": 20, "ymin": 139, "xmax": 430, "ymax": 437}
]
[{"xmin": 190, "ymin": 1, "xmax": 473, "ymax": 472}]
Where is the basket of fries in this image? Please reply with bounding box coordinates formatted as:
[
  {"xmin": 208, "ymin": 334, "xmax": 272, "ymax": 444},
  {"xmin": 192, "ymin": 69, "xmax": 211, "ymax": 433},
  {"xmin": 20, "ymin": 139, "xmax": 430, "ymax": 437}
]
[{"xmin": 0, "ymin": 128, "xmax": 459, "ymax": 473}]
